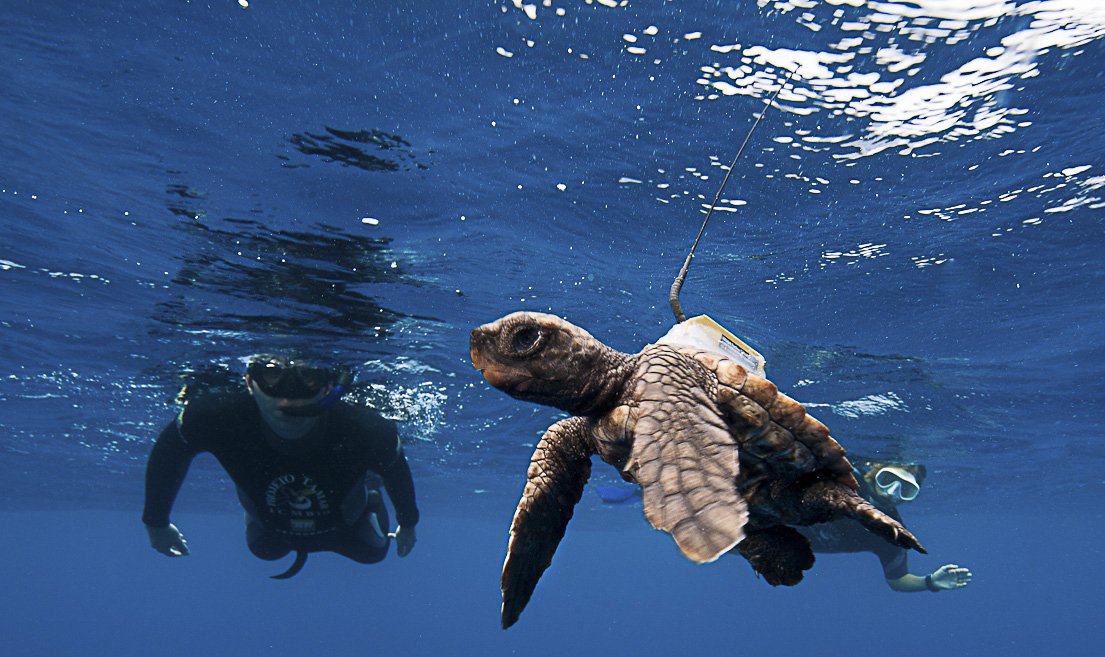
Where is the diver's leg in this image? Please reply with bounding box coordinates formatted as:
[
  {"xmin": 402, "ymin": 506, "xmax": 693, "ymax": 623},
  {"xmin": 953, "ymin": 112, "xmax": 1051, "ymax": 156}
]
[
  {"xmin": 238, "ymin": 487, "xmax": 291, "ymax": 561},
  {"xmin": 334, "ymin": 488, "xmax": 391, "ymax": 564},
  {"xmin": 245, "ymin": 513, "xmax": 292, "ymax": 561},
  {"xmin": 331, "ymin": 471, "xmax": 390, "ymax": 563}
]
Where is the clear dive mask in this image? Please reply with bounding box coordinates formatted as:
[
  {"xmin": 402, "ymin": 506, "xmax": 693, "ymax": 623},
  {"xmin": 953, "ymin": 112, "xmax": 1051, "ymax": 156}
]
[{"xmin": 874, "ymin": 466, "xmax": 920, "ymax": 502}]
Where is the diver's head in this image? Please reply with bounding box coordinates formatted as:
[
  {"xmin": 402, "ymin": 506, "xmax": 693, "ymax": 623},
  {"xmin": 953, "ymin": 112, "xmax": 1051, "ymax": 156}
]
[
  {"xmin": 854, "ymin": 457, "xmax": 927, "ymax": 505},
  {"xmin": 244, "ymin": 354, "xmax": 349, "ymax": 439}
]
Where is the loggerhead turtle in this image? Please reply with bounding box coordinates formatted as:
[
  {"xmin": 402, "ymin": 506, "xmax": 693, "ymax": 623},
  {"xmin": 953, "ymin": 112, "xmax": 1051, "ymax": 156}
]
[{"xmin": 470, "ymin": 311, "xmax": 925, "ymax": 628}]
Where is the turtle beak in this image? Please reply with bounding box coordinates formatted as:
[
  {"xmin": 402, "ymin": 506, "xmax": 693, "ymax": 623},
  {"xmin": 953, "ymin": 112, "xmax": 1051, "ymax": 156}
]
[
  {"xmin": 470, "ymin": 326, "xmax": 494, "ymax": 373},
  {"xmin": 470, "ymin": 325, "xmax": 507, "ymax": 387},
  {"xmin": 470, "ymin": 324, "xmax": 527, "ymax": 392}
]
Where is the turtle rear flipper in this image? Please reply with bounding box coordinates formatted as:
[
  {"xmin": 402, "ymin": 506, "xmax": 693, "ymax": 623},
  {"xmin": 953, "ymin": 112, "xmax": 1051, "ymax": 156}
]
[
  {"xmin": 501, "ymin": 417, "xmax": 594, "ymax": 629},
  {"xmin": 735, "ymin": 525, "xmax": 815, "ymax": 586},
  {"xmin": 630, "ymin": 347, "xmax": 748, "ymax": 563}
]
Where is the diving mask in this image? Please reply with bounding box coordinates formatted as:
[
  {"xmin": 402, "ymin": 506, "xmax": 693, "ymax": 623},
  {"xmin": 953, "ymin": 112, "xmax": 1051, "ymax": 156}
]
[
  {"xmin": 874, "ymin": 466, "xmax": 920, "ymax": 502},
  {"xmin": 246, "ymin": 356, "xmax": 335, "ymax": 400}
]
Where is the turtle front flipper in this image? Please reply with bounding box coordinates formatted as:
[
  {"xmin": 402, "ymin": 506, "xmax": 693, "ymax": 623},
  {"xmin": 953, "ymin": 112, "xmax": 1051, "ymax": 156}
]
[
  {"xmin": 629, "ymin": 347, "xmax": 749, "ymax": 563},
  {"xmin": 501, "ymin": 416, "xmax": 594, "ymax": 629}
]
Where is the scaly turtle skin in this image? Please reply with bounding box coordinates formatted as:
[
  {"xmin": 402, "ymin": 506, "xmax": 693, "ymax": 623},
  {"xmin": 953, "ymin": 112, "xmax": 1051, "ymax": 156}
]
[{"xmin": 471, "ymin": 312, "xmax": 925, "ymax": 629}]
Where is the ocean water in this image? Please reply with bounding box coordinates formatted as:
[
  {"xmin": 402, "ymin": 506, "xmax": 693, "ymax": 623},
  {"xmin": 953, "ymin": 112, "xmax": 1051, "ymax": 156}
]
[{"xmin": 1, "ymin": 0, "xmax": 1102, "ymax": 655}]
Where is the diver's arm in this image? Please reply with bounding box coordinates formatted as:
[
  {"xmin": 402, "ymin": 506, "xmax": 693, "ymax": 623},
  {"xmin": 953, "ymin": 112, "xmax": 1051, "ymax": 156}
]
[
  {"xmin": 367, "ymin": 417, "xmax": 420, "ymax": 556},
  {"xmin": 380, "ymin": 447, "xmax": 420, "ymax": 529},
  {"xmin": 888, "ymin": 564, "xmax": 973, "ymax": 592},
  {"xmin": 886, "ymin": 573, "xmax": 931, "ymax": 592},
  {"xmin": 378, "ymin": 437, "xmax": 420, "ymax": 556},
  {"xmin": 877, "ymin": 544, "xmax": 927, "ymax": 592},
  {"xmin": 383, "ymin": 453, "xmax": 418, "ymax": 557},
  {"xmin": 142, "ymin": 419, "xmax": 196, "ymax": 529}
]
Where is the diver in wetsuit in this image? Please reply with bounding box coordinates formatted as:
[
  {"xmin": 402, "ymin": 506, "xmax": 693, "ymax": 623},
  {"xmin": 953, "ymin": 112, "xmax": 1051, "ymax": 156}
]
[
  {"xmin": 796, "ymin": 458, "xmax": 972, "ymax": 593},
  {"xmin": 142, "ymin": 354, "xmax": 419, "ymax": 578}
]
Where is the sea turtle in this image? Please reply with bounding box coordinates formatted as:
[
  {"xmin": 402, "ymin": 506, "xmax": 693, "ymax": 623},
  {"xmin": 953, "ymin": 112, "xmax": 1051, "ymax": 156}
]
[{"xmin": 470, "ymin": 311, "xmax": 925, "ymax": 628}]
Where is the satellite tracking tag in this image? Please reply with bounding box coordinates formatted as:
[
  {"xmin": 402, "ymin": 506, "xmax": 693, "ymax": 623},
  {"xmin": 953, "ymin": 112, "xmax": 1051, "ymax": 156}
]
[{"xmin": 657, "ymin": 315, "xmax": 766, "ymax": 377}]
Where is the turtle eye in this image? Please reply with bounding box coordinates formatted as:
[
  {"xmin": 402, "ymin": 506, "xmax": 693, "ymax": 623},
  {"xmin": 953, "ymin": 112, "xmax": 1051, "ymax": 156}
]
[{"xmin": 510, "ymin": 325, "xmax": 542, "ymax": 354}]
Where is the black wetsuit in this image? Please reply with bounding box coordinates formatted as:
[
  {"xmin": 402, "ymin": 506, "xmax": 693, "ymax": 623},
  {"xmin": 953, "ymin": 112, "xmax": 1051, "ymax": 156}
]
[
  {"xmin": 797, "ymin": 480, "xmax": 909, "ymax": 580},
  {"xmin": 143, "ymin": 391, "xmax": 419, "ymax": 568}
]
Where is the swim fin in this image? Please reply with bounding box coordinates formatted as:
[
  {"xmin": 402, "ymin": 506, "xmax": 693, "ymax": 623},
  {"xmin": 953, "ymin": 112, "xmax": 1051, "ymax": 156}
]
[
  {"xmin": 271, "ymin": 550, "xmax": 308, "ymax": 579},
  {"xmin": 594, "ymin": 484, "xmax": 641, "ymax": 505}
]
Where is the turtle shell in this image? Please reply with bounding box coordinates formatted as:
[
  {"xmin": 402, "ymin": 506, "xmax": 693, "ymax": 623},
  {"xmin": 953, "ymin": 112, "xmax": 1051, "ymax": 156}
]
[
  {"xmin": 586, "ymin": 342, "xmax": 859, "ymax": 562},
  {"xmin": 673, "ymin": 345, "xmax": 857, "ymax": 488}
]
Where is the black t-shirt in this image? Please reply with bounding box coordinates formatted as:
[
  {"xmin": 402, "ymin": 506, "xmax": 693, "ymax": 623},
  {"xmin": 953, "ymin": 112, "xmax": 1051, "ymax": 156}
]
[
  {"xmin": 142, "ymin": 391, "xmax": 419, "ymax": 538},
  {"xmin": 797, "ymin": 485, "xmax": 909, "ymax": 580}
]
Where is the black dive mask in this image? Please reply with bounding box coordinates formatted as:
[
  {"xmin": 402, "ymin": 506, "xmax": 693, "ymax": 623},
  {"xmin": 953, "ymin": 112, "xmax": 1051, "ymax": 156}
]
[{"xmin": 247, "ymin": 357, "xmax": 335, "ymax": 400}]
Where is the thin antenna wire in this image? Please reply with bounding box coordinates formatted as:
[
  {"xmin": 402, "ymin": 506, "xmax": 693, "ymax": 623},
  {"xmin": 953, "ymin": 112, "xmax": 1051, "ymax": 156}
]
[{"xmin": 669, "ymin": 67, "xmax": 797, "ymax": 323}]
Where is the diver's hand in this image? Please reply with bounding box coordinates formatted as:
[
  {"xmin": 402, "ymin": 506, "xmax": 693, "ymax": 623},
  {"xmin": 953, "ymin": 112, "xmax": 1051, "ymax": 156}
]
[
  {"xmin": 929, "ymin": 563, "xmax": 971, "ymax": 590},
  {"xmin": 388, "ymin": 525, "xmax": 417, "ymax": 557},
  {"xmin": 146, "ymin": 523, "xmax": 190, "ymax": 557}
]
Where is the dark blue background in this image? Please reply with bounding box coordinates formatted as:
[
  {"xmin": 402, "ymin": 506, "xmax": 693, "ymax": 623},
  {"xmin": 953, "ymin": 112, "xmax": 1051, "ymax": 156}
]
[
  {"xmin": 2, "ymin": 1, "xmax": 1102, "ymax": 655},
  {"xmin": 1, "ymin": 507, "xmax": 1100, "ymax": 656}
]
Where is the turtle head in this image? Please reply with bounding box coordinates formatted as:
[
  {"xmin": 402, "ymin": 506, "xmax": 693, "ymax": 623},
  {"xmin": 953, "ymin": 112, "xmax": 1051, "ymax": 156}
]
[{"xmin": 470, "ymin": 311, "xmax": 631, "ymax": 416}]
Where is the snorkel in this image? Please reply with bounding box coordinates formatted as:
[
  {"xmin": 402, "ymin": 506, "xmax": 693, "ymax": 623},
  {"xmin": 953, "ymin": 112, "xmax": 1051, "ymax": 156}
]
[{"xmin": 280, "ymin": 372, "xmax": 350, "ymax": 417}]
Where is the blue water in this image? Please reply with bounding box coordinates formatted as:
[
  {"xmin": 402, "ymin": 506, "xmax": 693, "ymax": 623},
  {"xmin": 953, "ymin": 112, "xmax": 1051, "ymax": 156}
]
[{"xmin": 2, "ymin": 0, "xmax": 1103, "ymax": 655}]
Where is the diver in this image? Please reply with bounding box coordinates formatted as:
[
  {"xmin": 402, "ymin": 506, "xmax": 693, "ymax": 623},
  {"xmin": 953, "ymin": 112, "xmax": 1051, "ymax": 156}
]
[
  {"xmin": 796, "ymin": 457, "xmax": 972, "ymax": 593},
  {"xmin": 595, "ymin": 457, "xmax": 972, "ymax": 592},
  {"xmin": 141, "ymin": 353, "xmax": 420, "ymax": 579}
]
